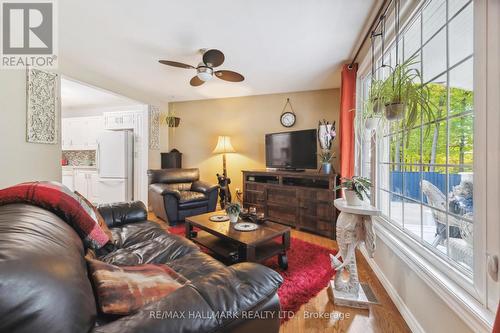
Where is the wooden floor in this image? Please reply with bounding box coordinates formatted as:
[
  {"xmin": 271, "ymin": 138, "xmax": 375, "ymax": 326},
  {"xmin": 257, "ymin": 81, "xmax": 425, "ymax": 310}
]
[{"xmin": 149, "ymin": 213, "xmax": 411, "ymax": 333}]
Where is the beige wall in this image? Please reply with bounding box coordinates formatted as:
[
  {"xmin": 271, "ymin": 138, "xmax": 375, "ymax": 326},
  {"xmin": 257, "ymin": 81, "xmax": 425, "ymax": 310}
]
[
  {"xmin": 0, "ymin": 70, "xmax": 61, "ymax": 188},
  {"xmin": 168, "ymin": 89, "xmax": 339, "ymax": 191}
]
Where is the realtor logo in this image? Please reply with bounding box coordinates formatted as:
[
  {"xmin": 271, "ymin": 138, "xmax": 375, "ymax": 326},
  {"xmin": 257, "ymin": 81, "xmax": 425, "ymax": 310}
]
[{"xmin": 1, "ymin": 0, "xmax": 57, "ymax": 68}]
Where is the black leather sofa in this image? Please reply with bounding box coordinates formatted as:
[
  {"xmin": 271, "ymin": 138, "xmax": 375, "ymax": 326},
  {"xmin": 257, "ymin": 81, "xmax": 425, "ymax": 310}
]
[
  {"xmin": 0, "ymin": 201, "xmax": 283, "ymax": 333},
  {"xmin": 148, "ymin": 168, "xmax": 219, "ymax": 226}
]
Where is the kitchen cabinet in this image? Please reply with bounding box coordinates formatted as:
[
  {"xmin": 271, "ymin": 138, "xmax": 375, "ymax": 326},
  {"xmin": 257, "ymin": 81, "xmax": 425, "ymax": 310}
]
[
  {"xmin": 62, "ymin": 116, "xmax": 104, "ymax": 150},
  {"xmin": 62, "ymin": 169, "xmax": 74, "ymax": 191},
  {"xmin": 104, "ymin": 111, "xmax": 135, "ymax": 130},
  {"xmin": 74, "ymin": 169, "xmax": 99, "ymax": 204}
]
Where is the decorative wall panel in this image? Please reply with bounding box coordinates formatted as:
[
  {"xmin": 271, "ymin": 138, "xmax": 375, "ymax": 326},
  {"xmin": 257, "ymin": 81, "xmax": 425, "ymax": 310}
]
[
  {"xmin": 149, "ymin": 105, "xmax": 160, "ymax": 150},
  {"xmin": 26, "ymin": 68, "xmax": 59, "ymax": 144}
]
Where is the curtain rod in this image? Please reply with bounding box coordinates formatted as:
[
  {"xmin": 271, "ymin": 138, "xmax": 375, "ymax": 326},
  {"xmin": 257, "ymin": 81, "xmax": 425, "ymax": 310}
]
[{"xmin": 348, "ymin": 0, "xmax": 393, "ymax": 69}]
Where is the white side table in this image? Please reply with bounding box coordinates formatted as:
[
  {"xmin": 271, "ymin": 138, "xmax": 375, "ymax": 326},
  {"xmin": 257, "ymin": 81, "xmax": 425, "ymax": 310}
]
[{"xmin": 327, "ymin": 198, "xmax": 381, "ymax": 309}]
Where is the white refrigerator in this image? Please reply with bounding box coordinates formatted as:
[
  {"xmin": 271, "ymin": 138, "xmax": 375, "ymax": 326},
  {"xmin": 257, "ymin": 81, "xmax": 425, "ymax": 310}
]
[{"xmin": 97, "ymin": 130, "xmax": 134, "ymax": 204}]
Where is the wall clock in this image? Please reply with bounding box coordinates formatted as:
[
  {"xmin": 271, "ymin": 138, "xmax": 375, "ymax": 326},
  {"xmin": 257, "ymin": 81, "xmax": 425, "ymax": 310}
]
[{"xmin": 280, "ymin": 98, "xmax": 296, "ymax": 128}]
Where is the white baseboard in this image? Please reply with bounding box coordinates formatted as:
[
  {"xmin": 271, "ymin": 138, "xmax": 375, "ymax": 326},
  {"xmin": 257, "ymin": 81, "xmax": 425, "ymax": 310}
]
[{"xmin": 360, "ymin": 246, "xmax": 426, "ymax": 333}]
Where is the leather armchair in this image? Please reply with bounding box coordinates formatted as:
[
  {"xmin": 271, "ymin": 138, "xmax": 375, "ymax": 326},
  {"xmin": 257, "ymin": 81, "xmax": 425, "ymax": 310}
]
[{"xmin": 148, "ymin": 168, "xmax": 219, "ymax": 225}]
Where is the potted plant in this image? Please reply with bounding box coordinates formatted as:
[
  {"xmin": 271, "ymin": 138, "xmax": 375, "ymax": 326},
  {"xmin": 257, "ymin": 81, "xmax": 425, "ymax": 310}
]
[
  {"xmin": 373, "ymin": 54, "xmax": 435, "ymax": 127},
  {"xmin": 362, "ymin": 99, "xmax": 383, "ymax": 130},
  {"xmin": 165, "ymin": 114, "xmax": 181, "ymax": 128},
  {"xmin": 318, "ymin": 150, "xmax": 334, "ymax": 174},
  {"xmin": 335, "ymin": 176, "xmax": 371, "ymax": 206},
  {"xmin": 225, "ymin": 203, "xmax": 241, "ymax": 223}
]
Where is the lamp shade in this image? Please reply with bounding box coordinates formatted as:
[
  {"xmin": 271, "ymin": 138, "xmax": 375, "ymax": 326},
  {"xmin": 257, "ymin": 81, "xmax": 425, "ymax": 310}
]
[{"xmin": 212, "ymin": 136, "xmax": 236, "ymax": 154}]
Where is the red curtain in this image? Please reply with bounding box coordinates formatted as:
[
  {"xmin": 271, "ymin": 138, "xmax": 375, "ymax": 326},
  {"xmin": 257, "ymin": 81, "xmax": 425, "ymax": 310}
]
[{"xmin": 339, "ymin": 63, "xmax": 358, "ymax": 179}]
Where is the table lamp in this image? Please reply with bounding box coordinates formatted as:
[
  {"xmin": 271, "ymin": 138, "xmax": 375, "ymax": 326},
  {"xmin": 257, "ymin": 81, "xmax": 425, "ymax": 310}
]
[{"xmin": 212, "ymin": 136, "xmax": 236, "ymax": 208}]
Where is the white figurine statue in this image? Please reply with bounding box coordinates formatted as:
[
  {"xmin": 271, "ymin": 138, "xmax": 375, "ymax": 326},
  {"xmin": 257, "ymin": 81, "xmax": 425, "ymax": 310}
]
[{"xmin": 330, "ymin": 215, "xmax": 375, "ymax": 295}]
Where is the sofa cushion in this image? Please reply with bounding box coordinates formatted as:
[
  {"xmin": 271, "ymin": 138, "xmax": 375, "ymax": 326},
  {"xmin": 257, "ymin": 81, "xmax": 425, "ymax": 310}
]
[
  {"xmin": 0, "ymin": 204, "xmax": 97, "ymax": 333},
  {"xmin": 98, "ymin": 221, "xmax": 199, "ymax": 266},
  {"xmin": 87, "ymin": 258, "xmax": 189, "ymax": 315},
  {"xmin": 178, "ymin": 190, "xmax": 206, "ymax": 203}
]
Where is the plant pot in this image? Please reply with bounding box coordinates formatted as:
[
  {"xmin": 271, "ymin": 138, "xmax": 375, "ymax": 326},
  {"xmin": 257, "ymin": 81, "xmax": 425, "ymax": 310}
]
[
  {"xmin": 167, "ymin": 117, "xmax": 181, "ymax": 128},
  {"xmin": 384, "ymin": 102, "xmax": 405, "ymax": 120},
  {"xmin": 321, "ymin": 162, "xmax": 332, "ymax": 174},
  {"xmin": 373, "ymin": 99, "xmax": 384, "ymax": 114},
  {"xmin": 228, "ymin": 213, "xmax": 239, "ymax": 223},
  {"xmin": 344, "ymin": 189, "xmax": 364, "ymax": 206},
  {"xmin": 365, "ymin": 116, "xmax": 381, "ymax": 130}
]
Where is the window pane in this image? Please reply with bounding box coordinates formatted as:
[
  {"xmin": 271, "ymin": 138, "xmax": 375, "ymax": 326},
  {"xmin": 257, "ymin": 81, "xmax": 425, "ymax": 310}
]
[
  {"xmin": 422, "ymin": 166, "xmax": 447, "ymax": 202},
  {"xmin": 379, "ymin": 163, "xmax": 390, "ymax": 191},
  {"xmin": 423, "ymin": 207, "xmax": 448, "ymax": 255},
  {"xmin": 449, "ymin": 115, "xmax": 473, "ymax": 165},
  {"xmin": 423, "ymin": 29, "xmax": 446, "ymax": 82},
  {"xmin": 391, "ymin": 165, "xmax": 403, "ymax": 195},
  {"xmin": 422, "ymin": 120, "xmax": 447, "ymax": 166},
  {"xmin": 448, "ymin": 166, "xmax": 474, "ymax": 217},
  {"xmin": 391, "ymin": 194, "xmax": 403, "ymax": 227},
  {"xmin": 448, "ymin": 218, "xmax": 473, "ymax": 271},
  {"xmin": 390, "ymin": 133, "xmax": 403, "ymax": 164},
  {"xmin": 426, "ymin": 75, "xmax": 447, "ymax": 122},
  {"xmin": 404, "ymin": 127, "xmax": 421, "ymax": 164},
  {"xmin": 422, "ymin": 0, "xmax": 446, "ymax": 42},
  {"xmin": 379, "ymin": 189, "xmax": 390, "ymax": 217},
  {"xmin": 449, "ymin": 3, "xmax": 473, "ymax": 66},
  {"xmin": 449, "ymin": 0, "xmax": 470, "ymax": 18},
  {"xmin": 403, "ymin": 165, "xmax": 422, "ymax": 201},
  {"xmin": 404, "ymin": 199, "xmax": 422, "ymax": 240},
  {"xmin": 449, "ymin": 57, "xmax": 473, "ymax": 116},
  {"xmin": 404, "ymin": 16, "xmax": 421, "ymax": 60},
  {"xmin": 379, "ymin": 135, "xmax": 390, "ymax": 163}
]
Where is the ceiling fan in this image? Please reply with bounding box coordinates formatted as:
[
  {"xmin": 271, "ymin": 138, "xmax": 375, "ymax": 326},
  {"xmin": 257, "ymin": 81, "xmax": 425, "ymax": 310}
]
[{"xmin": 159, "ymin": 49, "xmax": 245, "ymax": 87}]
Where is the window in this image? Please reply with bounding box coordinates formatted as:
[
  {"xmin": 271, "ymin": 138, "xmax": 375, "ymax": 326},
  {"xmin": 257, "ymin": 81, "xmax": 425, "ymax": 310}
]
[
  {"xmin": 358, "ymin": 0, "xmax": 500, "ymax": 329},
  {"xmin": 359, "ymin": 0, "xmax": 475, "ymax": 276}
]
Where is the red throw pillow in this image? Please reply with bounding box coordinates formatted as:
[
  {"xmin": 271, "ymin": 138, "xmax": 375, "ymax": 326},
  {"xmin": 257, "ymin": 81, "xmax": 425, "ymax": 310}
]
[{"xmin": 86, "ymin": 258, "xmax": 189, "ymax": 315}]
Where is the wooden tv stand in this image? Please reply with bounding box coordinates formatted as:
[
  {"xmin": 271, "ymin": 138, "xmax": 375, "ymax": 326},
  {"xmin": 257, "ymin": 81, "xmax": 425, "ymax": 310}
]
[{"xmin": 242, "ymin": 170, "xmax": 337, "ymax": 239}]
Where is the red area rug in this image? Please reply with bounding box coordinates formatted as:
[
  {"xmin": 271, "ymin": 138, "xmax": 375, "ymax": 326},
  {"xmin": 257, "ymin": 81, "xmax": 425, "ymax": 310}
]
[{"xmin": 168, "ymin": 224, "xmax": 336, "ymax": 320}]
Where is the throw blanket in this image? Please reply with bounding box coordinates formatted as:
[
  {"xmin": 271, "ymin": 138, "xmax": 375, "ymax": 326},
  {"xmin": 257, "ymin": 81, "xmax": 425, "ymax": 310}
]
[{"xmin": 0, "ymin": 181, "xmax": 109, "ymax": 249}]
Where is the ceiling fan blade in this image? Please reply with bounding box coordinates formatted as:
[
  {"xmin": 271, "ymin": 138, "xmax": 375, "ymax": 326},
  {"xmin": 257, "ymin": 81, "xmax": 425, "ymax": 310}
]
[
  {"xmin": 159, "ymin": 60, "xmax": 195, "ymax": 69},
  {"xmin": 203, "ymin": 49, "xmax": 225, "ymax": 67},
  {"xmin": 215, "ymin": 70, "xmax": 244, "ymax": 82},
  {"xmin": 190, "ymin": 76, "xmax": 205, "ymax": 86}
]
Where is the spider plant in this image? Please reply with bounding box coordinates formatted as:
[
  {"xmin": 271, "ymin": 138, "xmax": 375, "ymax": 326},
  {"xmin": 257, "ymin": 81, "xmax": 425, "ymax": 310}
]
[
  {"xmin": 376, "ymin": 54, "xmax": 435, "ymax": 133},
  {"xmin": 335, "ymin": 176, "xmax": 372, "ymax": 201},
  {"xmin": 367, "ymin": 78, "xmax": 385, "ymax": 115}
]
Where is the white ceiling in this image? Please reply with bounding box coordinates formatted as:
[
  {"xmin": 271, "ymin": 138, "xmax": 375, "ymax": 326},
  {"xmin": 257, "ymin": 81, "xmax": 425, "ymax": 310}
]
[
  {"xmin": 61, "ymin": 78, "xmax": 140, "ymax": 109},
  {"xmin": 59, "ymin": 0, "xmax": 375, "ymax": 103}
]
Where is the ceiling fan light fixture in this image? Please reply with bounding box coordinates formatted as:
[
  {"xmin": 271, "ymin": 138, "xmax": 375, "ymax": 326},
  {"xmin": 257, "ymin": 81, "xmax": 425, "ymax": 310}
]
[{"xmin": 196, "ymin": 66, "xmax": 213, "ymax": 81}]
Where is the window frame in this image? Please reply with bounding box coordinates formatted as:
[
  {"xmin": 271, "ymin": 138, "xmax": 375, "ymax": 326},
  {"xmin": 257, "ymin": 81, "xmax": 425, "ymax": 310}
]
[{"xmin": 355, "ymin": 0, "xmax": 495, "ymax": 331}]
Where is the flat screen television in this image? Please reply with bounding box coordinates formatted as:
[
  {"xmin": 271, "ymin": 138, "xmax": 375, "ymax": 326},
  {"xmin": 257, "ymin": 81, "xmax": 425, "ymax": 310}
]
[{"xmin": 265, "ymin": 129, "xmax": 317, "ymax": 170}]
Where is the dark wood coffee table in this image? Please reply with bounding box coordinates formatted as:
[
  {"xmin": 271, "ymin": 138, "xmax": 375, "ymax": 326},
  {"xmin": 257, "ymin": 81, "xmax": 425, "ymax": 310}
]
[{"xmin": 185, "ymin": 211, "xmax": 291, "ymax": 269}]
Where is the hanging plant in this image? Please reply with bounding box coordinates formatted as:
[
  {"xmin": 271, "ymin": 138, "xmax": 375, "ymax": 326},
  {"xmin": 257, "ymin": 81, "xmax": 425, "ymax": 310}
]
[
  {"xmin": 367, "ymin": 0, "xmax": 435, "ymax": 132},
  {"xmin": 378, "ymin": 54, "xmax": 435, "ymax": 130},
  {"xmin": 164, "ymin": 104, "xmax": 181, "ymax": 128},
  {"xmin": 165, "ymin": 115, "xmax": 181, "ymax": 128}
]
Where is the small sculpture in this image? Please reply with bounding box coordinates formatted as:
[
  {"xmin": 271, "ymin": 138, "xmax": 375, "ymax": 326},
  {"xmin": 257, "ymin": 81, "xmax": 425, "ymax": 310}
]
[
  {"xmin": 330, "ymin": 215, "xmax": 375, "ymax": 295},
  {"xmin": 329, "ymin": 198, "xmax": 379, "ymax": 309},
  {"xmin": 217, "ymin": 173, "xmax": 232, "ymax": 209}
]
